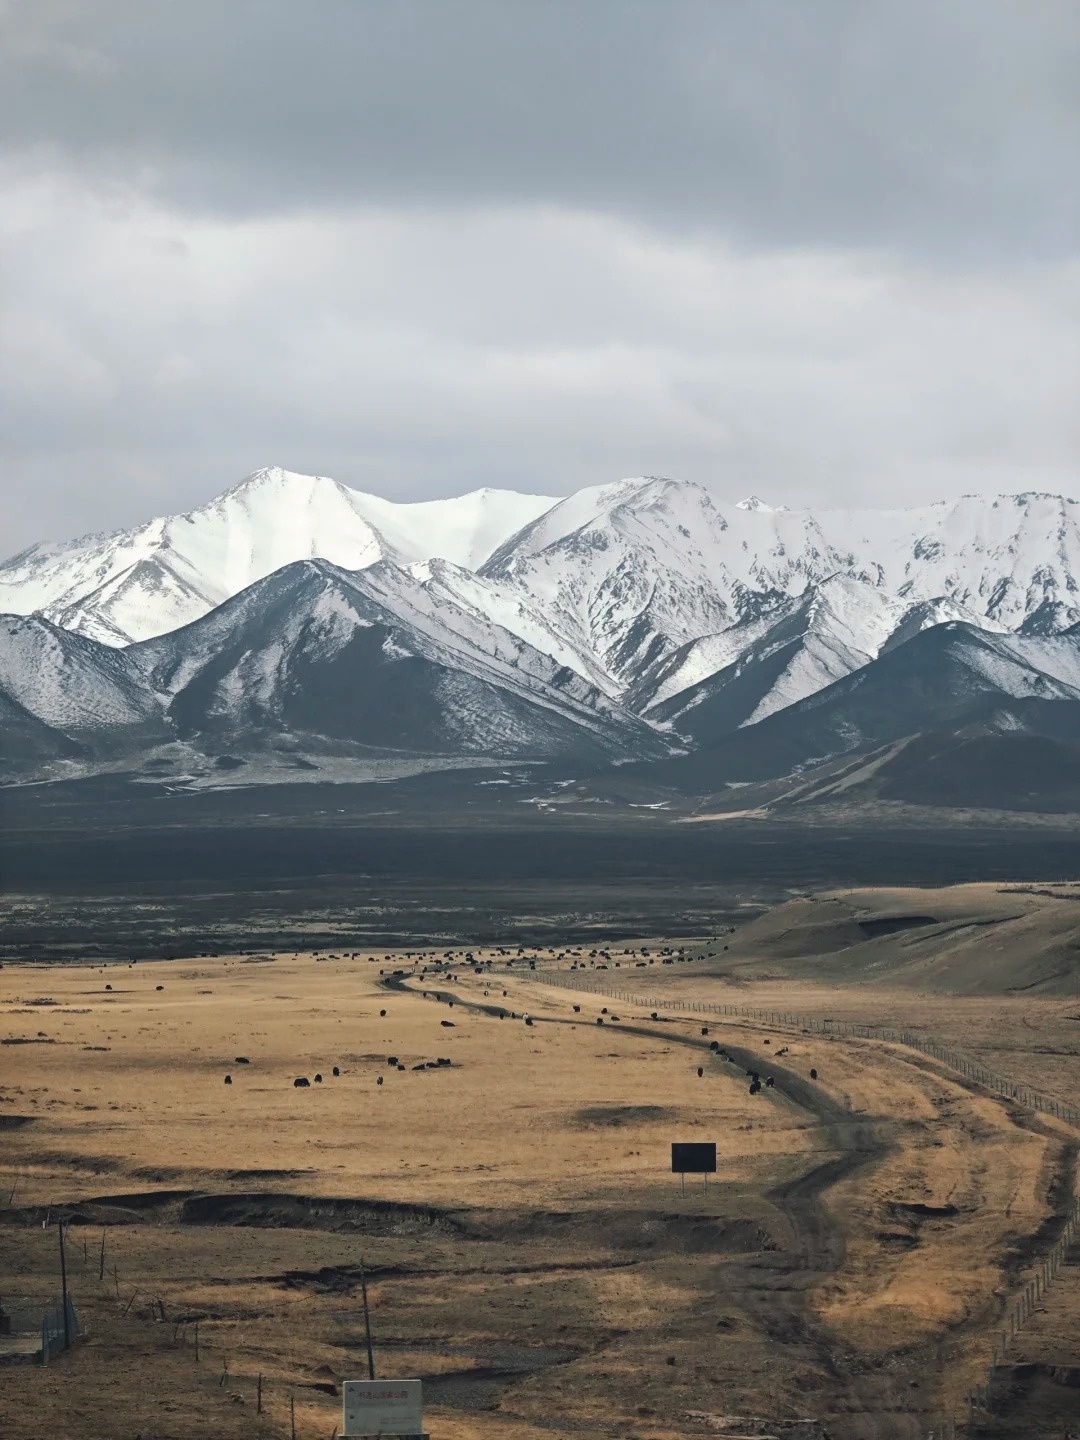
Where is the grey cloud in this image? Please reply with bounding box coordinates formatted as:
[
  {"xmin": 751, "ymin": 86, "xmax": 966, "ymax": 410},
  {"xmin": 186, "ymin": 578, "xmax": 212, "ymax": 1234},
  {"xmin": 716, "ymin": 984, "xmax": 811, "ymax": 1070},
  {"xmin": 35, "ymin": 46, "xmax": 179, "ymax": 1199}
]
[
  {"xmin": 2, "ymin": 3, "xmax": 1079, "ymax": 554},
  {"xmin": 2, "ymin": 178, "xmax": 1078, "ymax": 553},
  {"xmin": 2, "ymin": 0, "xmax": 1079, "ymax": 261}
]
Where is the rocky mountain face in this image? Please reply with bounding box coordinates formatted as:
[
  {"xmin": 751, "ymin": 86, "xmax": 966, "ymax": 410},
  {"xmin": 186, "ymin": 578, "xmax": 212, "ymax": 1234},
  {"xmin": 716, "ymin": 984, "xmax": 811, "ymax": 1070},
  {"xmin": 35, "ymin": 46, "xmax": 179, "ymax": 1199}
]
[
  {"xmin": 5, "ymin": 468, "xmax": 1080, "ymax": 789},
  {"xmin": 127, "ymin": 558, "xmax": 663, "ymax": 762},
  {"xmin": 643, "ymin": 622, "xmax": 1080, "ymax": 793}
]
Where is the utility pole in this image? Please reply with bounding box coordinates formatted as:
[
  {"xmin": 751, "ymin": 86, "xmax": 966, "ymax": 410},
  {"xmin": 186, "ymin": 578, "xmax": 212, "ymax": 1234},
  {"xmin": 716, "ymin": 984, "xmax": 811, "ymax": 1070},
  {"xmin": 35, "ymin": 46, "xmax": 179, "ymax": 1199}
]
[{"xmin": 359, "ymin": 1259, "xmax": 376, "ymax": 1380}]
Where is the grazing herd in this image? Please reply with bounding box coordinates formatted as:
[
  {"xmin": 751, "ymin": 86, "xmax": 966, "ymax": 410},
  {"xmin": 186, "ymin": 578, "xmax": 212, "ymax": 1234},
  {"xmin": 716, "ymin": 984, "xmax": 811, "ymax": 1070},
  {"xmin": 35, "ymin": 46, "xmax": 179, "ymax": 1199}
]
[
  {"xmin": 238, "ymin": 1056, "xmax": 458, "ymax": 1088},
  {"xmin": 210, "ymin": 939, "xmax": 826, "ymax": 1106},
  {"xmin": 225, "ymin": 1039, "xmax": 457, "ymax": 1090}
]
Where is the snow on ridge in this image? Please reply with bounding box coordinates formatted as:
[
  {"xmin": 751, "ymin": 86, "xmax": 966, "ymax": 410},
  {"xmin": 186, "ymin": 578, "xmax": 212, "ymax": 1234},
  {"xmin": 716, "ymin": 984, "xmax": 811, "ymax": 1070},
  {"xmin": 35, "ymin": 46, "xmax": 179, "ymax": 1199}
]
[
  {"xmin": 124, "ymin": 555, "xmax": 651, "ymax": 756},
  {"xmin": 0, "ymin": 466, "xmax": 563, "ymax": 647},
  {"xmin": 735, "ymin": 495, "xmax": 787, "ymax": 513},
  {"xmin": 345, "ymin": 485, "xmax": 560, "ymax": 572},
  {"xmin": 0, "ymin": 613, "xmax": 158, "ymax": 731},
  {"xmin": 961, "ymin": 628, "xmax": 1080, "ymax": 699},
  {"xmin": 8, "ymin": 472, "xmax": 1080, "ymax": 756}
]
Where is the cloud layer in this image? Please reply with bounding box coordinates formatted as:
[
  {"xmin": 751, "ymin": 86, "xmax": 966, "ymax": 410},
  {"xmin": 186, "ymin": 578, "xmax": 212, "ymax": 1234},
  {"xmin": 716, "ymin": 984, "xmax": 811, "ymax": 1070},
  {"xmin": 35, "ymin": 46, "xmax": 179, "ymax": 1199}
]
[{"xmin": 2, "ymin": 1, "xmax": 1079, "ymax": 551}]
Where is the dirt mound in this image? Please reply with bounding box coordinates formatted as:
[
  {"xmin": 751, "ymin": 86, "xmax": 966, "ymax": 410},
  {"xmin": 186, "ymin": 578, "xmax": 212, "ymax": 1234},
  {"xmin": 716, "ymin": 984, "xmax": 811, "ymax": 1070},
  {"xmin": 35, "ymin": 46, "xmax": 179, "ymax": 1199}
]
[
  {"xmin": 178, "ymin": 1191, "xmax": 468, "ymax": 1236},
  {"xmin": 477, "ymin": 1206, "xmax": 774, "ymax": 1255},
  {"xmin": 720, "ymin": 883, "xmax": 1080, "ymax": 994},
  {"xmin": 573, "ymin": 1104, "xmax": 676, "ymax": 1127}
]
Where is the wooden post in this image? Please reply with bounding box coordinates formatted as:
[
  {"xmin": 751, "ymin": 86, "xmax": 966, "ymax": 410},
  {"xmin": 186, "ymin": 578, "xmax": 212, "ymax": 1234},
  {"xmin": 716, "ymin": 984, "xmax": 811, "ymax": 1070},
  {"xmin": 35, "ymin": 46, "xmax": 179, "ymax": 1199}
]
[
  {"xmin": 290, "ymin": 1391, "xmax": 297, "ymax": 1440},
  {"xmin": 194, "ymin": 1322, "xmax": 200, "ymax": 1362},
  {"xmin": 58, "ymin": 1221, "xmax": 70, "ymax": 1350},
  {"xmin": 359, "ymin": 1259, "xmax": 376, "ymax": 1380},
  {"xmin": 99, "ymin": 1229, "xmax": 106, "ymax": 1282},
  {"xmin": 257, "ymin": 1373, "xmax": 263, "ymax": 1413}
]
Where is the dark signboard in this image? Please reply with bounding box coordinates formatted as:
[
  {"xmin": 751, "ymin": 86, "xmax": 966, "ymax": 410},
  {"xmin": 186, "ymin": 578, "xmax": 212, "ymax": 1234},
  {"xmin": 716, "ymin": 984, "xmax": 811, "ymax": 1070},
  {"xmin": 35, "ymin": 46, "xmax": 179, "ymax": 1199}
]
[{"xmin": 671, "ymin": 1142, "xmax": 717, "ymax": 1174}]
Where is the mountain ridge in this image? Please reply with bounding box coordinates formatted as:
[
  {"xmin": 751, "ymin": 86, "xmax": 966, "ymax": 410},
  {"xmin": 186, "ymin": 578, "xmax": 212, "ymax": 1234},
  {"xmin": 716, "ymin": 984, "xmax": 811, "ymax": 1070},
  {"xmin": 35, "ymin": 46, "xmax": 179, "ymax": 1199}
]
[
  {"xmin": 6, "ymin": 468, "xmax": 1080, "ymax": 795},
  {"xmin": 0, "ymin": 467, "xmax": 559, "ymax": 647}
]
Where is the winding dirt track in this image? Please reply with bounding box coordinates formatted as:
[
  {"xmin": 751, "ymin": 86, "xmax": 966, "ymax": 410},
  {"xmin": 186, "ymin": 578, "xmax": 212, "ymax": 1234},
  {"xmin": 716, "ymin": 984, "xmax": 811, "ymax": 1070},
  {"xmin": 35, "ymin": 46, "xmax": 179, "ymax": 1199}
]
[{"xmin": 381, "ymin": 970, "xmax": 955, "ymax": 1437}]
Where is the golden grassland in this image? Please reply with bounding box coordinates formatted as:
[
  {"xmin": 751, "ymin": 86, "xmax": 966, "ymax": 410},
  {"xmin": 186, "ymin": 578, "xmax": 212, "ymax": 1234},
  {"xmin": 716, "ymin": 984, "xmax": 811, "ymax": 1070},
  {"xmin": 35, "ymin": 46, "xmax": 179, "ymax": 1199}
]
[{"xmin": 0, "ymin": 896, "xmax": 1077, "ymax": 1439}]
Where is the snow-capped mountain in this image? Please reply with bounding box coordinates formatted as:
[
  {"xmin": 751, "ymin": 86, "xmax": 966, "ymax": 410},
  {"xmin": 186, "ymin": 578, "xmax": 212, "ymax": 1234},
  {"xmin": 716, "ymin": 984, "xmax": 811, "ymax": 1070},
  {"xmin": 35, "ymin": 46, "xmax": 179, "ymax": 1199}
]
[
  {"xmin": 0, "ymin": 468, "xmax": 558, "ymax": 647},
  {"xmin": 124, "ymin": 558, "xmax": 663, "ymax": 762},
  {"xmin": 404, "ymin": 558, "xmax": 621, "ymax": 699},
  {"xmin": 634, "ymin": 577, "xmax": 1004, "ymax": 745},
  {"xmin": 480, "ymin": 478, "xmax": 740, "ymax": 686},
  {"xmin": 0, "ymin": 614, "xmax": 168, "ymax": 773},
  {"xmin": 0, "ymin": 556, "xmax": 665, "ymax": 775},
  {"xmin": 481, "ymin": 479, "xmax": 1080, "ymax": 700},
  {"xmin": 6, "ymin": 468, "xmax": 1080, "ymax": 789}
]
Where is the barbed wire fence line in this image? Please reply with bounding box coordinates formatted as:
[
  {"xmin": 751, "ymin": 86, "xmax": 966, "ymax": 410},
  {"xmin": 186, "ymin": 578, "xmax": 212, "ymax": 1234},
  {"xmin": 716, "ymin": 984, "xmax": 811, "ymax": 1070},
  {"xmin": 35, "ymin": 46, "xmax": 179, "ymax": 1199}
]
[
  {"xmin": 530, "ymin": 969, "xmax": 1079, "ymax": 1126},
  {"xmin": 529, "ymin": 968, "xmax": 1080, "ymax": 1439}
]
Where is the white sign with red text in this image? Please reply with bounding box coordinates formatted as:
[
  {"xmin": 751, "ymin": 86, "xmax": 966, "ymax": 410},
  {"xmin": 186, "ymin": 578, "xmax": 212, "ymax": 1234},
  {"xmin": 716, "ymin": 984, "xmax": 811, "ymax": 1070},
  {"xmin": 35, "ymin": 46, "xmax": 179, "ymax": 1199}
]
[{"xmin": 342, "ymin": 1378, "xmax": 423, "ymax": 1436}]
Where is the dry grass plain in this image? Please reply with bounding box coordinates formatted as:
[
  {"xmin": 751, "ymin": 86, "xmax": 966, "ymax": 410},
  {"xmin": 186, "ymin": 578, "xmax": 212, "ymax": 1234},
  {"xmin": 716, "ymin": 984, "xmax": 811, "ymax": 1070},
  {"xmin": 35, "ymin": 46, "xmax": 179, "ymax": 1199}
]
[{"xmin": 0, "ymin": 905, "xmax": 1077, "ymax": 1439}]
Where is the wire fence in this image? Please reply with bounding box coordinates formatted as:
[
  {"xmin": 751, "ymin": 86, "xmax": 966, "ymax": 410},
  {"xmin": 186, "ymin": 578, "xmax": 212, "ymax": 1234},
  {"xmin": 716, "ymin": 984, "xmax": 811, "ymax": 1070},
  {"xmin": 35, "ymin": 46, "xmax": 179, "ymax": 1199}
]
[
  {"xmin": 967, "ymin": 1196, "xmax": 1080, "ymax": 1423},
  {"xmin": 531, "ymin": 969, "xmax": 1080, "ymax": 1126},
  {"xmin": 530, "ymin": 967, "xmax": 1080, "ymax": 1439},
  {"xmin": 1, "ymin": 1218, "xmax": 326, "ymax": 1437}
]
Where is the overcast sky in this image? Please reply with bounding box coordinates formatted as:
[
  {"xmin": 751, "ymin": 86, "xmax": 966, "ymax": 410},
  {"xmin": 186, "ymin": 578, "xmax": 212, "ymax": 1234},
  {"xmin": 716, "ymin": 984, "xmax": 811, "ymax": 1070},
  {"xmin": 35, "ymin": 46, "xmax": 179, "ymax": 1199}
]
[{"xmin": 2, "ymin": 0, "xmax": 1079, "ymax": 553}]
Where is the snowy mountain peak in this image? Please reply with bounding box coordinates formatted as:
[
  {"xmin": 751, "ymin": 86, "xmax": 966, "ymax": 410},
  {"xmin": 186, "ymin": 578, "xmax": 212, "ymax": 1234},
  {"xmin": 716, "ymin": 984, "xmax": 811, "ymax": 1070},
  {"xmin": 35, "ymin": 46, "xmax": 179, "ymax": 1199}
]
[
  {"xmin": 216, "ymin": 464, "xmax": 340, "ymax": 500},
  {"xmin": 0, "ymin": 468, "xmax": 561, "ymax": 647},
  {"xmin": 8, "ymin": 474, "xmax": 1080, "ymax": 784},
  {"xmin": 10, "ymin": 473, "xmax": 1080, "ymax": 785}
]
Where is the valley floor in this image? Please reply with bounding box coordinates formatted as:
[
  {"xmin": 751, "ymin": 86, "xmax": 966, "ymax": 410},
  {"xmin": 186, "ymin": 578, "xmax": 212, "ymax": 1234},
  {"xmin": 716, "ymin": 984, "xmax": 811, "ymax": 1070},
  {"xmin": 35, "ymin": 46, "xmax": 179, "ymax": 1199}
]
[
  {"xmin": 1, "ymin": 947, "xmax": 1078, "ymax": 1439},
  {"xmin": 4, "ymin": 775, "xmax": 1080, "ymax": 962}
]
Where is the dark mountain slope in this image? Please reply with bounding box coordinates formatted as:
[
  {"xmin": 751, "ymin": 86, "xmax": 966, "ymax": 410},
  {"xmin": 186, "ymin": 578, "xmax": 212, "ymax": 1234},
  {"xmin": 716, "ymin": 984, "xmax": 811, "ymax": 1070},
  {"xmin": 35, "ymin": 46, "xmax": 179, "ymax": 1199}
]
[
  {"xmin": 638, "ymin": 622, "xmax": 1080, "ymax": 792},
  {"xmin": 128, "ymin": 559, "xmax": 665, "ymax": 762}
]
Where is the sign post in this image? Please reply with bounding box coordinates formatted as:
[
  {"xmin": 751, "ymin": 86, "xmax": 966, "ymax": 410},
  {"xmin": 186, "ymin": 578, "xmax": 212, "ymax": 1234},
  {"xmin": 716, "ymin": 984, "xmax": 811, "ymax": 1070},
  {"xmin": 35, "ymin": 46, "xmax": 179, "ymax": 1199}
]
[
  {"xmin": 671, "ymin": 1141, "xmax": 717, "ymax": 1194},
  {"xmin": 342, "ymin": 1378, "xmax": 426, "ymax": 1438}
]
